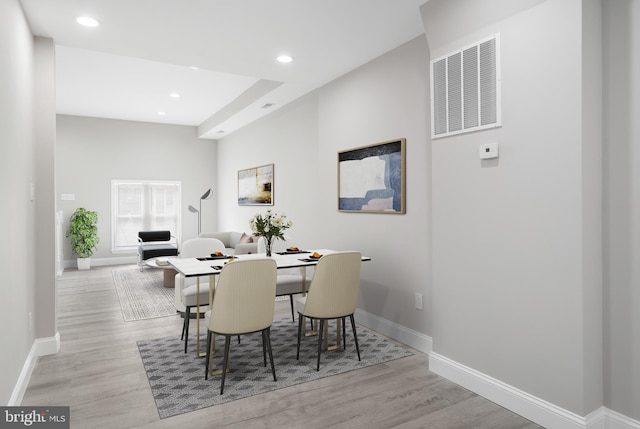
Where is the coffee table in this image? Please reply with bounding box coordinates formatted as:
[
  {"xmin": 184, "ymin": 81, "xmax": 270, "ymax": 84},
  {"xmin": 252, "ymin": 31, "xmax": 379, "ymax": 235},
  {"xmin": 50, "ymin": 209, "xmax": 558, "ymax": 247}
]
[{"xmin": 145, "ymin": 257, "xmax": 178, "ymax": 288}]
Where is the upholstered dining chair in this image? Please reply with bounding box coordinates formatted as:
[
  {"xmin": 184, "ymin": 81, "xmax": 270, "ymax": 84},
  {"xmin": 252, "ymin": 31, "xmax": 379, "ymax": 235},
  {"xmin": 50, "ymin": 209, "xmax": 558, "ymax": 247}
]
[
  {"xmin": 204, "ymin": 258, "xmax": 278, "ymax": 394},
  {"xmin": 295, "ymin": 251, "xmax": 362, "ymax": 371},
  {"xmin": 177, "ymin": 237, "xmax": 226, "ymax": 353},
  {"xmin": 257, "ymin": 236, "xmax": 313, "ymax": 321}
]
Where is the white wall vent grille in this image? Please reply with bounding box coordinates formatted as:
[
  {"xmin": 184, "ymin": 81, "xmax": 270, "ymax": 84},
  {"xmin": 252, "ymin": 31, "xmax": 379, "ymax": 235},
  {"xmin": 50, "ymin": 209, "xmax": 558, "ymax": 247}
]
[{"xmin": 431, "ymin": 34, "xmax": 501, "ymax": 139}]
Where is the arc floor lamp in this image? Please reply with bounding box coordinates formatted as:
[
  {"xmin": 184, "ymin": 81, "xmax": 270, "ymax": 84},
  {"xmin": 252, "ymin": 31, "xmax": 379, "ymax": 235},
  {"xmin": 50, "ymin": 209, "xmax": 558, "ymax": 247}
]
[{"xmin": 188, "ymin": 188, "xmax": 212, "ymax": 235}]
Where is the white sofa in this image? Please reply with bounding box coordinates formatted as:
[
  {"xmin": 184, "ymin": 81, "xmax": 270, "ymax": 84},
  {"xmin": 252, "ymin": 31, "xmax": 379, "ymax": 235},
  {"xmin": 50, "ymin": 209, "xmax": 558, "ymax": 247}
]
[{"xmin": 198, "ymin": 231, "xmax": 258, "ymax": 255}]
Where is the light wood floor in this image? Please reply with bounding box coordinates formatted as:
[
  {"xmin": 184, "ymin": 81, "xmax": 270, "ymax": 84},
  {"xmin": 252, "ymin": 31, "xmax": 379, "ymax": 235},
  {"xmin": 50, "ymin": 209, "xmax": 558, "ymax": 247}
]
[{"xmin": 22, "ymin": 264, "xmax": 542, "ymax": 429}]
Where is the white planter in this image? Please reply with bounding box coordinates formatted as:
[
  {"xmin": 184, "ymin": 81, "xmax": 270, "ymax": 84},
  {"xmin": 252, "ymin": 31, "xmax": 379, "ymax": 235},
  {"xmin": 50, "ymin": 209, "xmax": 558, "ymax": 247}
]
[{"xmin": 77, "ymin": 257, "xmax": 91, "ymax": 270}]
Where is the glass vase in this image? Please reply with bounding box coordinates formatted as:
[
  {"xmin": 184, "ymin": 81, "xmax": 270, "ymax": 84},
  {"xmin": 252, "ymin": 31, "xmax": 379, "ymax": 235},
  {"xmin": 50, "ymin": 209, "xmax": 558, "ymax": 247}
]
[{"xmin": 265, "ymin": 237, "xmax": 273, "ymax": 257}]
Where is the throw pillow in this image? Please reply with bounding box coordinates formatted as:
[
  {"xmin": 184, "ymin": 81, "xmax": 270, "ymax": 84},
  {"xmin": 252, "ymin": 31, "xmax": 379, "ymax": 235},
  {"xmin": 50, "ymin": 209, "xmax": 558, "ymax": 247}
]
[{"xmin": 239, "ymin": 232, "xmax": 252, "ymax": 244}]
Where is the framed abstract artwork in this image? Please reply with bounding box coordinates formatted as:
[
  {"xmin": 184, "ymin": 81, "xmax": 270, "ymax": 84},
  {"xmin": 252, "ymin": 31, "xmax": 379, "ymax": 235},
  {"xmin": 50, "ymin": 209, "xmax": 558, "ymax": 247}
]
[
  {"xmin": 238, "ymin": 163, "xmax": 274, "ymax": 205},
  {"xmin": 338, "ymin": 138, "xmax": 406, "ymax": 214}
]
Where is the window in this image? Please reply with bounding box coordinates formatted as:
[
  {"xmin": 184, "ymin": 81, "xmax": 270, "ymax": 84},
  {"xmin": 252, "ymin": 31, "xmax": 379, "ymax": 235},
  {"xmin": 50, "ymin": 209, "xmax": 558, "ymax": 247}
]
[{"xmin": 111, "ymin": 180, "xmax": 182, "ymax": 251}]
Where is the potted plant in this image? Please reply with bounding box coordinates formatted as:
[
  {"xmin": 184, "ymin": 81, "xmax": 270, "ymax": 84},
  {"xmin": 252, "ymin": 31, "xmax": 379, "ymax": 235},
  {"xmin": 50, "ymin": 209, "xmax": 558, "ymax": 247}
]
[{"xmin": 66, "ymin": 207, "xmax": 99, "ymax": 270}]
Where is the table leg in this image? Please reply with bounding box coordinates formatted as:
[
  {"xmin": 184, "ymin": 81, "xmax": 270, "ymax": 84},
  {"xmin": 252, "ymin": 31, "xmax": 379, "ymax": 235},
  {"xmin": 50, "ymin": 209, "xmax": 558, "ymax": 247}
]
[
  {"xmin": 195, "ymin": 277, "xmax": 205, "ymax": 357},
  {"xmin": 301, "ymin": 267, "xmax": 307, "ymax": 296},
  {"xmin": 301, "ymin": 267, "xmax": 320, "ymax": 337},
  {"xmin": 207, "ymin": 274, "xmax": 216, "ymax": 355},
  {"xmin": 324, "ymin": 318, "xmax": 342, "ymax": 351}
]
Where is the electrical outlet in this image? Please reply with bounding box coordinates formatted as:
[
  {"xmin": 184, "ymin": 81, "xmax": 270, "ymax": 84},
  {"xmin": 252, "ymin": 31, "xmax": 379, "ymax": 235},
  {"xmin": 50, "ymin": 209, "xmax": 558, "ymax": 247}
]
[{"xmin": 414, "ymin": 293, "xmax": 423, "ymax": 310}]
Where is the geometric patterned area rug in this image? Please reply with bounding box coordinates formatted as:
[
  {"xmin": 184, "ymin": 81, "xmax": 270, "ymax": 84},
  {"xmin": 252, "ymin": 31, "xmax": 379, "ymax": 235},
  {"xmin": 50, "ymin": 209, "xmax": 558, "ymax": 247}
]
[
  {"xmin": 112, "ymin": 268, "xmax": 176, "ymax": 322},
  {"xmin": 138, "ymin": 318, "xmax": 413, "ymax": 418}
]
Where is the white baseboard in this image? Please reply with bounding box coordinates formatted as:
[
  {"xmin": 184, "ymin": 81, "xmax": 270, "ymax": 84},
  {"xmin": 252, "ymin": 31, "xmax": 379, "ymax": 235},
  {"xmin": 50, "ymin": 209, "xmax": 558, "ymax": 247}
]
[
  {"xmin": 36, "ymin": 332, "xmax": 61, "ymax": 356},
  {"xmin": 63, "ymin": 255, "xmax": 136, "ymax": 269},
  {"xmin": 429, "ymin": 352, "xmax": 640, "ymax": 429},
  {"xmin": 354, "ymin": 308, "xmax": 432, "ymax": 354},
  {"xmin": 9, "ymin": 332, "xmax": 60, "ymax": 406},
  {"xmin": 599, "ymin": 408, "xmax": 640, "ymax": 429}
]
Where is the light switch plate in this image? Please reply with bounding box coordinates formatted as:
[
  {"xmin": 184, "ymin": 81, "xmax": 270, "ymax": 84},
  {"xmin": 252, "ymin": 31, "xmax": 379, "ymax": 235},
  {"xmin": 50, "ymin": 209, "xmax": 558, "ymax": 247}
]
[
  {"xmin": 479, "ymin": 142, "xmax": 499, "ymax": 159},
  {"xmin": 415, "ymin": 293, "xmax": 423, "ymax": 310}
]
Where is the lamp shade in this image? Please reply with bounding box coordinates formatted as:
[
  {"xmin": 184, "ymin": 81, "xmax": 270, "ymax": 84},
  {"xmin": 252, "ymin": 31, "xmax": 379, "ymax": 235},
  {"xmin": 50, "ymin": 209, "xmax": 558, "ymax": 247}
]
[{"xmin": 201, "ymin": 189, "xmax": 212, "ymax": 200}]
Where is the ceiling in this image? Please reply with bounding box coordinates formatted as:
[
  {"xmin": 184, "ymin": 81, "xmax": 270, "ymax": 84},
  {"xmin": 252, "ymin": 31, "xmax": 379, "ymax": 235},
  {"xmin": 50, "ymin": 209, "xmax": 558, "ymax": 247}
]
[{"xmin": 20, "ymin": 0, "xmax": 427, "ymax": 139}]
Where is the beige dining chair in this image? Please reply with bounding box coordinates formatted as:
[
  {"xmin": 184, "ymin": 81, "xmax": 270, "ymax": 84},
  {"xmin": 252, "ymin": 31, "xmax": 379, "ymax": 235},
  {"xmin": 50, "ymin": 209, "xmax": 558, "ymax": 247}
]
[
  {"xmin": 295, "ymin": 251, "xmax": 362, "ymax": 371},
  {"xmin": 177, "ymin": 237, "xmax": 226, "ymax": 353},
  {"xmin": 204, "ymin": 258, "xmax": 278, "ymax": 394},
  {"xmin": 257, "ymin": 236, "xmax": 313, "ymax": 321}
]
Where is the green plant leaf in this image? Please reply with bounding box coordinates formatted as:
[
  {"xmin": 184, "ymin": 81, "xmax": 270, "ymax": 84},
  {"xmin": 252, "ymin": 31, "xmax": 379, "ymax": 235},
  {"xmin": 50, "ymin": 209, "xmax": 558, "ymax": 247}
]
[{"xmin": 66, "ymin": 207, "xmax": 99, "ymax": 258}]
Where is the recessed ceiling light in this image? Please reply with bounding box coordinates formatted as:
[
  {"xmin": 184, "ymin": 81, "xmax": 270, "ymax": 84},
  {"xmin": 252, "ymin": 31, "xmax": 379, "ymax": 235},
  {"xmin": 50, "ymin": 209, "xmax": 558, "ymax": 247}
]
[
  {"xmin": 169, "ymin": 93, "xmax": 180, "ymax": 98},
  {"xmin": 158, "ymin": 111, "xmax": 166, "ymax": 116},
  {"xmin": 189, "ymin": 66, "xmax": 200, "ymax": 70},
  {"xmin": 76, "ymin": 16, "xmax": 100, "ymax": 27},
  {"xmin": 276, "ymin": 55, "xmax": 293, "ymax": 63}
]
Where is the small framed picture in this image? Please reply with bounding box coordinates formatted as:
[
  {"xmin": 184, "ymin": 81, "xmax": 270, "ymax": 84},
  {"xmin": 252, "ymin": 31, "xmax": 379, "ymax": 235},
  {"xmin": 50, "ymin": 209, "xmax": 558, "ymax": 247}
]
[{"xmin": 238, "ymin": 163, "xmax": 274, "ymax": 205}]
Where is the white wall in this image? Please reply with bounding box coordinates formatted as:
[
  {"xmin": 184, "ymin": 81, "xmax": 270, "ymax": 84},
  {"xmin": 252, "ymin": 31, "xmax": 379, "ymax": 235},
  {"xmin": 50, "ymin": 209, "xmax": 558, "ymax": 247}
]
[
  {"xmin": 422, "ymin": 0, "xmax": 609, "ymax": 419},
  {"xmin": 0, "ymin": 0, "xmax": 36, "ymax": 405},
  {"xmin": 218, "ymin": 36, "xmax": 432, "ymax": 340},
  {"xmin": 317, "ymin": 36, "xmax": 432, "ymax": 335},
  {"xmin": 56, "ymin": 115, "xmax": 218, "ymax": 265},
  {"xmin": 603, "ymin": 0, "xmax": 640, "ymax": 421},
  {"xmin": 217, "ymin": 93, "xmax": 320, "ymax": 246},
  {"xmin": 33, "ymin": 36, "xmax": 58, "ymax": 345},
  {"xmin": 222, "ymin": 0, "xmax": 639, "ymax": 424},
  {"xmin": 8, "ymin": 0, "xmax": 638, "ymax": 423},
  {"xmin": 580, "ymin": 0, "xmax": 604, "ymax": 415}
]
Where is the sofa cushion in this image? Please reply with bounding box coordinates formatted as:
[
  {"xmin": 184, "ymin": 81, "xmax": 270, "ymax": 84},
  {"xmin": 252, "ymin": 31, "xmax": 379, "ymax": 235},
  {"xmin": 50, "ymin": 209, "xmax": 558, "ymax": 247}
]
[
  {"xmin": 139, "ymin": 243, "xmax": 178, "ymax": 260},
  {"xmin": 198, "ymin": 231, "xmax": 259, "ymax": 255},
  {"xmin": 229, "ymin": 231, "xmax": 243, "ymax": 248},
  {"xmin": 235, "ymin": 242, "xmax": 257, "ymax": 255},
  {"xmin": 198, "ymin": 232, "xmax": 232, "ymax": 248}
]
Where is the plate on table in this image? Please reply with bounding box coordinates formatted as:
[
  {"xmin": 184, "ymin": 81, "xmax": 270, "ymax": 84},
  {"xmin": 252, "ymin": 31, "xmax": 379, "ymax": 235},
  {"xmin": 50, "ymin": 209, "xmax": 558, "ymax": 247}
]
[
  {"xmin": 197, "ymin": 254, "xmax": 232, "ymax": 261},
  {"xmin": 298, "ymin": 254, "xmax": 322, "ymax": 262},
  {"xmin": 277, "ymin": 249, "xmax": 309, "ymax": 255}
]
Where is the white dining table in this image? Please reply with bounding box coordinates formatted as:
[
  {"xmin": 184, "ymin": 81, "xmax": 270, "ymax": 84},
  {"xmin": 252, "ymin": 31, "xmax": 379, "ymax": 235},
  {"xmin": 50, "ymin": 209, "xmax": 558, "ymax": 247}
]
[{"xmin": 169, "ymin": 249, "xmax": 371, "ymax": 357}]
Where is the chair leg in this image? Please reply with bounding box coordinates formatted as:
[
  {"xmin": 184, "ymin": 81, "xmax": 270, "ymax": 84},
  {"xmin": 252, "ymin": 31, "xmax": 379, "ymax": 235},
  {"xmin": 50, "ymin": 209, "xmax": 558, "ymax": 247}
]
[
  {"xmin": 183, "ymin": 307, "xmax": 191, "ymax": 353},
  {"xmin": 342, "ymin": 316, "xmax": 347, "ymax": 350},
  {"xmin": 204, "ymin": 330, "xmax": 213, "ymax": 380},
  {"xmin": 288, "ymin": 295, "xmax": 295, "ymax": 321},
  {"xmin": 181, "ymin": 310, "xmax": 187, "ymax": 340},
  {"xmin": 296, "ymin": 314, "xmax": 303, "ymax": 360},
  {"xmin": 220, "ymin": 335, "xmax": 231, "ymax": 395},
  {"xmin": 350, "ymin": 314, "xmax": 361, "ymax": 361},
  {"xmin": 181, "ymin": 316, "xmax": 185, "ymax": 340},
  {"xmin": 261, "ymin": 330, "xmax": 267, "ymax": 367},
  {"xmin": 265, "ymin": 327, "xmax": 276, "ymax": 381},
  {"xmin": 316, "ymin": 319, "xmax": 325, "ymax": 371}
]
